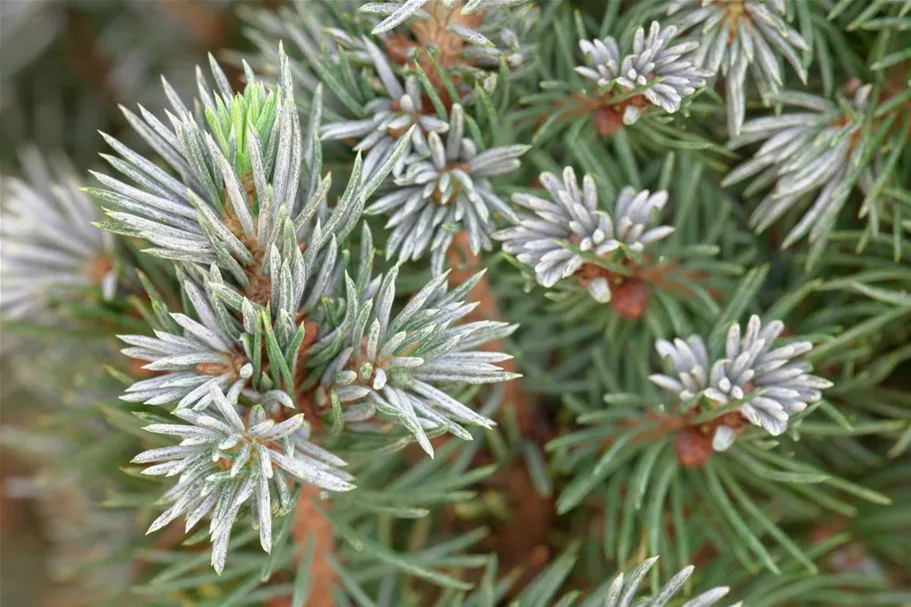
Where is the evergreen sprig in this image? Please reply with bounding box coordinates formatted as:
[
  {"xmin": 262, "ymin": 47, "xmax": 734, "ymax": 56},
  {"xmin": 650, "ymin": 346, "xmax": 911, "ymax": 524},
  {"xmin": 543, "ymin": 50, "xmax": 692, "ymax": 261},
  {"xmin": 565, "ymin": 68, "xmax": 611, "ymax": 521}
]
[{"xmin": 2, "ymin": 0, "xmax": 910, "ymax": 605}]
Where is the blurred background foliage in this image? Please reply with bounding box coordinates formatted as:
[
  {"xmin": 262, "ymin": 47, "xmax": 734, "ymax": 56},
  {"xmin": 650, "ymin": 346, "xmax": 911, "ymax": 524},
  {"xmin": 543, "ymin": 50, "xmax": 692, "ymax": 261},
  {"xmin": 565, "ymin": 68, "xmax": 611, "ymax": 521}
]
[
  {"xmin": 0, "ymin": 2, "xmax": 247, "ymax": 604},
  {"xmin": 0, "ymin": 0, "xmax": 249, "ymax": 171}
]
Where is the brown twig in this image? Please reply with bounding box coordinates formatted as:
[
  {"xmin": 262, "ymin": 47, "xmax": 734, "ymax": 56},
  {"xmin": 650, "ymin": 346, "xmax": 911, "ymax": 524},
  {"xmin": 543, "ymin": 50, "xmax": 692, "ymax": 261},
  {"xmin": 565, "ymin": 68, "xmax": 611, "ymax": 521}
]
[
  {"xmin": 383, "ymin": 0, "xmax": 484, "ymax": 99},
  {"xmin": 446, "ymin": 233, "xmax": 535, "ymax": 433},
  {"xmin": 444, "ymin": 233, "xmax": 561, "ymax": 590},
  {"xmin": 292, "ymin": 487, "xmax": 336, "ymax": 605},
  {"xmin": 267, "ymin": 487, "xmax": 336, "ymax": 607}
]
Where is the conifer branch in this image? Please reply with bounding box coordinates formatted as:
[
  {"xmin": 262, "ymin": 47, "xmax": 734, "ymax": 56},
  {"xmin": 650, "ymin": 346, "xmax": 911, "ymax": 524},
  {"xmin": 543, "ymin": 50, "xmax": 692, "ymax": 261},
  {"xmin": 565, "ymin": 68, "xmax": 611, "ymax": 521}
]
[{"xmin": 3, "ymin": 0, "xmax": 911, "ymax": 603}]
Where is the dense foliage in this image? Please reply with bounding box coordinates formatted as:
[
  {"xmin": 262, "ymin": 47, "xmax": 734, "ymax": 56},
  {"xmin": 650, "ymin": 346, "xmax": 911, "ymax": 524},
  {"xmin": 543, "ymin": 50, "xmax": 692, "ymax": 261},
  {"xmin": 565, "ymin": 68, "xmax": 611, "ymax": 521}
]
[{"xmin": 1, "ymin": 1, "xmax": 910, "ymax": 605}]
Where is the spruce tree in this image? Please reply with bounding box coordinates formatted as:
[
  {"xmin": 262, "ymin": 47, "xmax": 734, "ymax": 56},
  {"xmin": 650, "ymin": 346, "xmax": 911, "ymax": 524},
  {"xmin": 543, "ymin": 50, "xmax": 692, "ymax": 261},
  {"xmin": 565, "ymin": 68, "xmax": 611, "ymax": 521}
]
[{"xmin": 1, "ymin": 1, "xmax": 910, "ymax": 605}]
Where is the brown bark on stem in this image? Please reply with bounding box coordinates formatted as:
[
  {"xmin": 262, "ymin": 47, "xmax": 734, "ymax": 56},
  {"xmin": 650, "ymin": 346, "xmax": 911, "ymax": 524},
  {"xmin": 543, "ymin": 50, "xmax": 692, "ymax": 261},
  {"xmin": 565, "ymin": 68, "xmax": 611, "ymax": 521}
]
[
  {"xmin": 446, "ymin": 233, "xmax": 534, "ymax": 434},
  {"xmin": 268, "ymin": 487, "xmax": 336, "ymax": 607},
  {"xmin": 292, "ymin": 487, "xmax": 336, "ymax": 605},
  {"xmin": 445, "ymin": 233, "xmax": 555, "ymax": 590}
]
